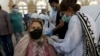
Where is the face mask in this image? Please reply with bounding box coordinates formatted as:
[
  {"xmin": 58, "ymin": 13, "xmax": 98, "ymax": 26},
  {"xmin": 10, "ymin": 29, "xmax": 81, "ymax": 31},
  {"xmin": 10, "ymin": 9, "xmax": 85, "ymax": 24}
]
[
  {"xmin": 13, "ymin": 9, "xmax": 19, "ymax": 12},
  {"xmin": 29, "ymin": 29, "xmax": 42, "ymax": 40},
  {"xmin": 52, "ymin": 7, "xmax": 57, "ymax": 11},
  {"xmin": 62, "ymin": 14, "xmax": 71, "ymax": 22}
]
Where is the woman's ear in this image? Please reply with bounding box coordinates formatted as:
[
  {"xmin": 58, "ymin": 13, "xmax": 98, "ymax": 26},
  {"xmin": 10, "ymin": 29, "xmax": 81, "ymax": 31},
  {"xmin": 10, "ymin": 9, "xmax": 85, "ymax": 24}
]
[{"xmin": 68, "ymin": 7, "xmax": 74, "ymax": 15}]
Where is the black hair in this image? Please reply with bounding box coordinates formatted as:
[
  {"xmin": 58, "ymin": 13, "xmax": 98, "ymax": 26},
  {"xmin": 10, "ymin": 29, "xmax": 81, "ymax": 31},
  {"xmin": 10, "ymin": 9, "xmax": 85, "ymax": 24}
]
[
  {"xmin": 67, "ymin": 0, "xmax": 77, "ymax": 4},
  {"xmin": 71, "ymin": 4, "xmax": 81, "ymax": 12},
  {"xmin": 49, "ymin": 0, "xmax": 59, "ymax": 3},
  {"xmin": 12, "ymin": 4, "xmax": 16, "ymax": 8},
  {"xmin": 60, "ymin": 0, "xmax": 80, "ymax": 12},
  {"xmin": 0, "ymin": 5, "xmax": 1, "ymax": 9},
  {"xmin": 60, "ymin": 0, "xmax": 70, "ymax": 11}
]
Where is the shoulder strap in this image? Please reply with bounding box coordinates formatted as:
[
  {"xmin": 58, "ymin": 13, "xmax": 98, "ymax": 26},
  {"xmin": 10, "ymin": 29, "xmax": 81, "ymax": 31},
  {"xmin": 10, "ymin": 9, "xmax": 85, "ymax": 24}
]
[{"xmin": 76, "ymin": 12, "xmax": 99, "ymax": 56}]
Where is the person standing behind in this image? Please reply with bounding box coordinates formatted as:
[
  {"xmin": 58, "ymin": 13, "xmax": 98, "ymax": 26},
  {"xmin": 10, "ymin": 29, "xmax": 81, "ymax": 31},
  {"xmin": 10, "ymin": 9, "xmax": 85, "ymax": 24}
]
[
  {"xmin": 46, "ymin": 0, "xmax": 68, "ymax": 39},
  {"xmin": 39, "ymin": 9, "xmax": 50, "ymax": 34},
  {"xmin": 10, "ymin": 4, "xmax": 24, "ymax": 44},
  {"xmin": 0, "ymin": 5, "xmax": 14, "ymax": 56}
]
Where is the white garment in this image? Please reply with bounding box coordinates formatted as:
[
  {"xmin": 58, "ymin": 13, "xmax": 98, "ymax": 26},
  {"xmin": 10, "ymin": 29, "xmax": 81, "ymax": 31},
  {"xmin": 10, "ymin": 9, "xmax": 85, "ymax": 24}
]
[
  {"xmin": 31, "ymin": 13, "xmax": 39, "ymax": 19},
  {"xmin": 39, "ymin": 14, "xmax": 50, "ymax": 34},
  {"xmin": 14, "ymin": 34, "xmax": 30, "ymax": 56},
  {"xmin": 39, "ymin": 14, "xmax": 49, "ymax": 27},
  {"xmin": 50, "ymin": 13, "xmax": 98, "ymax": 56},
  {"xmin": 49, "ymin": 9, "xmax": 57, "ymax": 26},
  {"xmin": 48, "ymin": 9, "xmax": 57, "ymax": 32}
]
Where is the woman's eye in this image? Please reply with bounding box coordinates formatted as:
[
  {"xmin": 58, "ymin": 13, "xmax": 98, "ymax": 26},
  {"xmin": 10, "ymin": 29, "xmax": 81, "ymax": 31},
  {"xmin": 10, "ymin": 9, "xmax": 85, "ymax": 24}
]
[
  {"xmin": 37, "ymin": 27, "xmax": 41, "ymax": 29},
  {"xmin": 32, "ymin": 27, "xmax": 35, "ymax": 29}
]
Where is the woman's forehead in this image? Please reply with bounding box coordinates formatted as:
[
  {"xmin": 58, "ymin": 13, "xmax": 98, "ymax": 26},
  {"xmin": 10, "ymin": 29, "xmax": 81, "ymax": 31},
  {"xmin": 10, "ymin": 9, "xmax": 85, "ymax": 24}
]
[{"xmin": 31, "ymin": 22, "xmax": 42, "ymax": 27}]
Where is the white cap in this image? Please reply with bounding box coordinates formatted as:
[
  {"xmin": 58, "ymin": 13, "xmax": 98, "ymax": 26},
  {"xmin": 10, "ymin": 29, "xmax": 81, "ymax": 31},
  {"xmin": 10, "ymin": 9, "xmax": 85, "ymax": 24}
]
[
  {"xmin": 31, "ymin": 13, "xmax": 39, "ymax": 19},
  {"xmin": 39, "ymin": 14, "xmax": 49, "ymax": 20}
]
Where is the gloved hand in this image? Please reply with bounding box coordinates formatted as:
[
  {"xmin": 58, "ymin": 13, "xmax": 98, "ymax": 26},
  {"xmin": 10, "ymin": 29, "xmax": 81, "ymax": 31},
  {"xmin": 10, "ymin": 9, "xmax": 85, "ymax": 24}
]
[
  {"xmin": 50, "ymin": 35, "xmax": 63, "ymax": 42},
  {"xmin": 45, "ymin": 30, "xmax": 53, "ymax": 36},
  {"xmin": 47, "ymin": 37, "xmax": 55, "ymax": 45}
]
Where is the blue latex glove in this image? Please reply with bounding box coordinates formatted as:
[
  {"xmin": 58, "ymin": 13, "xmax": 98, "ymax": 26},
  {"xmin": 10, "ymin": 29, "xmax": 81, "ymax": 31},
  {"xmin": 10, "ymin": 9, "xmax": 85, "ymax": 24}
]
[{"xmin": 45, "ymin": 30, "xmax": 53, "ymax": 36}]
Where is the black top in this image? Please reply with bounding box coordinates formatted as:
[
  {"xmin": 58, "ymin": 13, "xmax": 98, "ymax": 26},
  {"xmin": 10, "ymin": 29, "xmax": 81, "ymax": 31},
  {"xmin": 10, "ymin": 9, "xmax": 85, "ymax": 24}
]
[{"xmin": 53, "ymin": 11, "xmax": 69, "ymax": 39}]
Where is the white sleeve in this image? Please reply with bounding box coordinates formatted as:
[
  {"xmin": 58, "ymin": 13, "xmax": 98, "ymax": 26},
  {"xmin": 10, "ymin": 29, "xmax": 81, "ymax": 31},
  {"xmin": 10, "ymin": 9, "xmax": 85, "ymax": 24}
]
[{"xmin": 53, "ymin": 15, "xmax": 82, "ymax": 53}]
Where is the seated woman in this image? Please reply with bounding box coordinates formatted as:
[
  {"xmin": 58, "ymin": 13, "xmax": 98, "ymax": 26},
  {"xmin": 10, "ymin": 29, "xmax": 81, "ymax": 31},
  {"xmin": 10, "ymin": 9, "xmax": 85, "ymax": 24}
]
[{"xmin": 14, "ymin": 19, "xmax": 57, "ymax": 56}]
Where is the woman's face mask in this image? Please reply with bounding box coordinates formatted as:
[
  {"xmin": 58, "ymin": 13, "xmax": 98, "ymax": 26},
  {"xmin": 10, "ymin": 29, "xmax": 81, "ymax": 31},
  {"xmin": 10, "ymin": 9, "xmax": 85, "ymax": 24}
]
[
  {"xmin": 62, "ymin": 14, "xmax": 71, "ymax": 22},
  {"xmin": 29, "ymin": 22, "xmax": 43, "ymax": 40},
  {"xmin": 29, "ymin": 29, "xmax": 42, "ymax": 40}
]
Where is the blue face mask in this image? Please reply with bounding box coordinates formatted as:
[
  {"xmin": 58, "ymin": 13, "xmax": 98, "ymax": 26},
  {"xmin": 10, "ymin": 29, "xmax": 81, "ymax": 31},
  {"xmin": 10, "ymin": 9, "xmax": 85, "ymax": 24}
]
[
  {"xmin": 62, "ymin": 14, "xmax": 71, "ymax": 22},
  {"xmin": 52, "ymin": 7, "xmax": 57, "ymax": 11}
]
